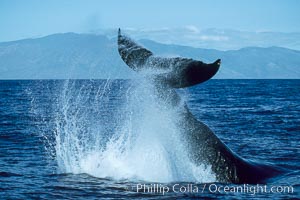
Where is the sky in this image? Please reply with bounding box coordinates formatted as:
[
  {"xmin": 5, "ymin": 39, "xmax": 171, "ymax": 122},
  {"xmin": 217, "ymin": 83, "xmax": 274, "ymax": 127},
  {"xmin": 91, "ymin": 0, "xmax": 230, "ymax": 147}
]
[{"xmin": 0, "ymin": 0, "xmax": 299, "ymax": 42}]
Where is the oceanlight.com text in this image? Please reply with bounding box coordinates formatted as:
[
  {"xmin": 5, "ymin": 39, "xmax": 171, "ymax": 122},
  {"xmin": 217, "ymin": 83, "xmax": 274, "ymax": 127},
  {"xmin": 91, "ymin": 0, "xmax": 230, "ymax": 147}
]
[{"xmin": 132, "ymin": 183, "xmax": 294, "ymax": 196}]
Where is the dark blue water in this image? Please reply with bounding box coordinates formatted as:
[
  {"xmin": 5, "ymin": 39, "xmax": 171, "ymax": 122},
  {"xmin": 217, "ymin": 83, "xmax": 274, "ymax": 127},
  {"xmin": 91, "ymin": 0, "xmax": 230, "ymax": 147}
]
[{"xmin": 0, "ymin": 79, "xmax": 299, "ymax": 199}]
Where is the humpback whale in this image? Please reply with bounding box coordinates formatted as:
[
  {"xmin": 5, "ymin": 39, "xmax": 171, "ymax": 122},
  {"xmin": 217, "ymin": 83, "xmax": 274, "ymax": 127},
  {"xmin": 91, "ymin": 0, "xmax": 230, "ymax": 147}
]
[{"xmin": 117, "ymin": 29, "xmax": 281, "ymax": 183}]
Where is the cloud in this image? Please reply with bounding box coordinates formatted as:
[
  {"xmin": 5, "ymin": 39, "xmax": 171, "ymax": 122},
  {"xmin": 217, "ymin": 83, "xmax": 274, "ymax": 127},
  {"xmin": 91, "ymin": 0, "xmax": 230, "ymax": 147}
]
[
  {"xmin": 199, "ymin": 35, "xmax": 229, "ymax": 41},
  {"xmin": 184, "ymin": 34, "xmax": 229, "ymax": 42},
  {"xmin": 185, "ymin": 25, "xmax": 200, "ymax": 33}
]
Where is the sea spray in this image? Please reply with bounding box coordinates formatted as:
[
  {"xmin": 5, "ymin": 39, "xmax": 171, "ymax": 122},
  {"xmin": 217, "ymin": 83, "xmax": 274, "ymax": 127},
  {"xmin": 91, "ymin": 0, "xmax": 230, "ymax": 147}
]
[{"xmin": 52, "ymin": 78, "xmax": 216, "ymax": 182}]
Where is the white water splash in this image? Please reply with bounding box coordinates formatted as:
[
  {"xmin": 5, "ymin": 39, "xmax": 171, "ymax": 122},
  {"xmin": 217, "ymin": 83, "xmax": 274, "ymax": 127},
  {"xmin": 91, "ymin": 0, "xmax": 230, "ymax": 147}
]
[{"xmin": 54, "ymin": 78, "xmax": 216, "ymax": 183}]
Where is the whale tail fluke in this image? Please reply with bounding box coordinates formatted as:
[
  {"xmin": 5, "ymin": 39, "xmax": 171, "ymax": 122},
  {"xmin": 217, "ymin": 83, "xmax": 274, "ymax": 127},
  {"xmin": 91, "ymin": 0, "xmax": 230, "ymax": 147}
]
[
  {"xmin": 118, "ymin": 28, "xmax": 153, "ymax": 71},
  {"xmin": 118, "ymin": 29, "xmax": 221, "ymax": 88},
  {"xmin": 214, "ymin": 59, "xmax": 221, "ymax": 66}
]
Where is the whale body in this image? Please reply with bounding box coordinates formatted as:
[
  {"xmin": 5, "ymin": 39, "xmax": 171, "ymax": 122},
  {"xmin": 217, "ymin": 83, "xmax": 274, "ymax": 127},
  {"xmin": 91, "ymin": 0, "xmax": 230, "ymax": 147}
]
[{"xmin": 117, "ymin": 29, "xmax": 281, "ymax": 183}]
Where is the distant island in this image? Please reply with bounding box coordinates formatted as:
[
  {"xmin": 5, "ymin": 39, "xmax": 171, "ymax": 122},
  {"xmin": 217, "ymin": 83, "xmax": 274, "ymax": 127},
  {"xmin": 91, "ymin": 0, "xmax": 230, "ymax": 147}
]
[{"xmin": 0, "ymin": 32, "xmax": 299, "ymax": 79}]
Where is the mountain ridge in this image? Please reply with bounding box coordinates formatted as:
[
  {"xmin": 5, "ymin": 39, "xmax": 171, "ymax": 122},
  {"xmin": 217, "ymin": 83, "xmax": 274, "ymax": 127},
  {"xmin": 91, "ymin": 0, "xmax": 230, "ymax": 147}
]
[{"xmin": 0, "ymin": 33, "xmax": 299, "ymax": 79}]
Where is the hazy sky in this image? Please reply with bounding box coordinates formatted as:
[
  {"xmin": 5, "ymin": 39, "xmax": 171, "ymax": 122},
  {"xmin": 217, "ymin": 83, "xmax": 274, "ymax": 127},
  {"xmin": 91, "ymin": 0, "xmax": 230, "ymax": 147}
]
[{"xmin": 1, "ymin": 0, "xmax": 299, "ymax": 42}]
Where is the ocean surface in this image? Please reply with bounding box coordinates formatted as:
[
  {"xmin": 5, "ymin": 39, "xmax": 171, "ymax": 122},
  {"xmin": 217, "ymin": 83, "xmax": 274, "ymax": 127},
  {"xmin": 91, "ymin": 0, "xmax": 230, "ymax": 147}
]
[{"xmin": 0, "ymin": 79, "xmax": 299, "ymax": 199}]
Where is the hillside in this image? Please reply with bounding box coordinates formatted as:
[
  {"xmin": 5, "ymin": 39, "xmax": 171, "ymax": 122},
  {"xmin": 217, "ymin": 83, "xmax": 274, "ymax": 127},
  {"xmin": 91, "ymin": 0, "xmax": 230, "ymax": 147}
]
[{"xmin": 0, "ymin": 33, "xmax": 299, "ymax": 79}]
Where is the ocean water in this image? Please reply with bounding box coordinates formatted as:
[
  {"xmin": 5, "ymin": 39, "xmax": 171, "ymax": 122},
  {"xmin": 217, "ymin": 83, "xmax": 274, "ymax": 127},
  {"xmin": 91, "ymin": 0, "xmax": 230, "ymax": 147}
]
[{"xmin": 0, "ymin": 79, "xmax": 299, "ymax": 199}]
